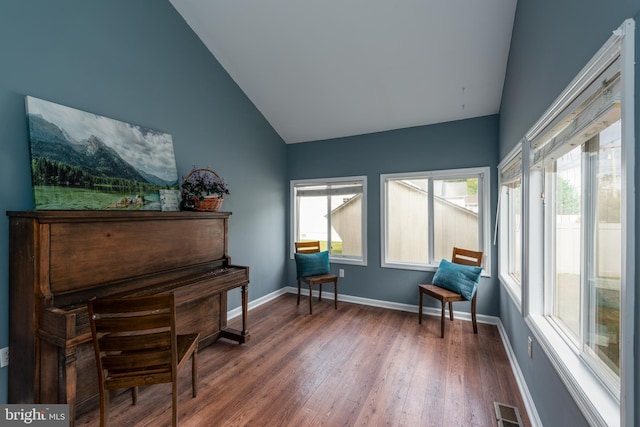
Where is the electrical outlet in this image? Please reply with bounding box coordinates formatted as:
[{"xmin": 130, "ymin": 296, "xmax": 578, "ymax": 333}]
[
  {"xmin": 339, "ymin": 269, "xmax": 345, "ymax": 278},
  {"xmin": 0, "ymin": 346, "xmax": 8, "ymax": 368},
  {"xmin": 527, "ymin": 336, "xmax": 533, "ymax": 359}
]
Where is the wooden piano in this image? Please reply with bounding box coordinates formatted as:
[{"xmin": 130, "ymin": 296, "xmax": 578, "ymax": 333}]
[{"xmin": 7, "ymin": 210, "xmax": 250, "ymax": 425}]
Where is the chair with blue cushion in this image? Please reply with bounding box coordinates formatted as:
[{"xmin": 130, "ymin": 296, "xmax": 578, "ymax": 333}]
[
  {"xmin": 418, "ymin": 247, "xmax": 483, "ymax": 338},
  {"xmin": 294, "ymin": 241, "xmax": 338, "ymax": 314}
]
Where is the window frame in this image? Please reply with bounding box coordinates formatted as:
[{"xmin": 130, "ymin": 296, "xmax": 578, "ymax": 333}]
[
  {"xmin": 523, "ymin": 19, "xmax": 635, "ymax": 427},
  {"xmin": 498, "ymin": 141, "xmax": 523, "ymax": 309},
  {"xmin": 290, "ymin": 175, "xmax": 367, "ymax": 266},
  {"xmin": 380, "ymin": 166, "xmax": 491, "ymax": 275}
]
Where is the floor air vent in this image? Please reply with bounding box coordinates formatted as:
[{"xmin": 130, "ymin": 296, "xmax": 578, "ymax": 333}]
[{"xmin": 494, "ymin": 402, "xmax": 523, "ymax": 427}]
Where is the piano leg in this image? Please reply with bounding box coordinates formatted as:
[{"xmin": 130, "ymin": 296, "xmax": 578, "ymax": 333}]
[
  {"xmin": 219, "ymin": 284, "xmax": 251, "ymax": 344},
  {"xmin": 241, "ymin": 284, "xmax": 249, "ymax": 338}
]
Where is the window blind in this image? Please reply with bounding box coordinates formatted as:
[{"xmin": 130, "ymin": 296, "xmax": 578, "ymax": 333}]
[
  {"xmin": 530, "ymin": 60, "xmax": 621, "ymax": 170},
  {"xmin": 296, "ymin": 183, "xmax": 363, "ymax": 197},
  {"xmin": 500, "ymin": 150, "xmax": 523, "ymax": 185}
]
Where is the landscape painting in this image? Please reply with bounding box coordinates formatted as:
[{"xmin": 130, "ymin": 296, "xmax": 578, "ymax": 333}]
[{"xmin": 25, "ymin": 96, "xmax": 179, "ymax": 210}]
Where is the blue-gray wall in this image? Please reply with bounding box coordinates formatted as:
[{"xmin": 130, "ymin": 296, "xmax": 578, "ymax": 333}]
[
  {"xmin": 1, "ymin": 1, "xmax": 639, "ymax": 426},
  {"xmin": 286, "ymin": 116, "xmax": 499, "ymax": 315},
  {"xmin": 0, "ymin": 0, "xmax": 287, "ymax": 403},
  {"xmin": 499, "ymin": 1, "xmax": 640, "ymax": 426}
]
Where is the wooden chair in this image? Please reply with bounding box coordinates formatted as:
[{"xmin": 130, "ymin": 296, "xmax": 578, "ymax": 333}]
[
  {"xmin": 88, "ymin": 294, "xmax": 199, "ymax": 427},
  {"xmin": 295, "ymin": 241, "xmax": 338, "ymax": 314},
  {"xmin": 418, "ymin": 247, "xmax": 483, "ymax": 338}
]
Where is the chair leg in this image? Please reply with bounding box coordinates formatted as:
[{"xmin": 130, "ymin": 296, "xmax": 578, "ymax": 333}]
[
  {"xmin": 471, "ymin": 296, "xmax": 478, "ymax": 334},
  {"xmin": 297, "ymin": 280, "xmax": 301, "ymax": 306},
  {"xmin": 334, "ymin": 279, "xmax": 338, "ymax": 309},
  {"xmin": 308, "ymin": 284, "xmax": 313, "ymax": 314},
  {"xmin": 131, "ymin": 387, "xmax": 138, "ymax": 405},
  {"xmin": 318, "ymin": 283, "xmax": 323, "ymax": 301},
  {"xmin": 418, "ymin": 290, "xmax": 423, "ymax": 324},
  {"xmin": 448, "ymin": 302, "xmax": 454, "ymax": 321},
  {"xmin": 99, "ymin": 389, "xmax": 108, "ymax": 427},
  {"xmin": 172, "ymin": 381, "xmax": 178, "ymax": 427},
  {"xmin": 440, "ymin": 301, "xmax": 446, "ymax": 338},
  {"xmin": 192, "ymin": 351, "xmax": 198, "ymax": 397}
]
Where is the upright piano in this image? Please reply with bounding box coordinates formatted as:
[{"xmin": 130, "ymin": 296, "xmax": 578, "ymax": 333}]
[{"xmin": 7, "ymin": 210, "xmax": 250, "ymax": 425}]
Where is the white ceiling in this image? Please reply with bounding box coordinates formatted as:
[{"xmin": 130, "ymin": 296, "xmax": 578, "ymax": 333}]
[{"xmin": 170, "ymin": 0, "xmax": 517, "ymax": 144}]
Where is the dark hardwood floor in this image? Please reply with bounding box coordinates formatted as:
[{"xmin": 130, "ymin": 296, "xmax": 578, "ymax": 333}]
[{"xmin": 75, "ymin": 293, "xmax": 530, "ymax": 427}]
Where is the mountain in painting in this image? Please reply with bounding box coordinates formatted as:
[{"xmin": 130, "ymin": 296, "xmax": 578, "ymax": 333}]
[
  {"xmin": 28, "ymin": 114, "xmax": 152, "ymax": 184},
  {"xmin": 138, "ymin": 169, "xmax": 177, "ymax": 187}
]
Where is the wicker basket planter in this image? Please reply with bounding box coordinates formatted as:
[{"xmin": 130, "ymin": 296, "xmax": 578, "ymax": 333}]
[
  {"xmin": 181, "ymin": 168, "xmax": 227, "ymax": 212},
  {"xmin": 194, "ymin": 195, "xmax": 223, "ymax": 212}
]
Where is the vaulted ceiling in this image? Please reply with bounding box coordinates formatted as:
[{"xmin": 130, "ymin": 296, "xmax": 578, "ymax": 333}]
[{"xmin": 170, "ymin": 0, "xmax": 517, "ymax": 144}]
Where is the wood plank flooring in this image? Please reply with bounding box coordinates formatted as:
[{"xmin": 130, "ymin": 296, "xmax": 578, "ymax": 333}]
[{"xmin": 75, "ymin": 293, "xmax": 531, "ymax": 427}]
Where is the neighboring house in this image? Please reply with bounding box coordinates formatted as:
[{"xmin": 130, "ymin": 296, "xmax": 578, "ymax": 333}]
[
  {"xmin": 331, "ymin": 180, "xmax": 478, "ymax": 262},
  {"xmin": 330, "ymin": 193, "xmax": 362, "ymax": 256}
]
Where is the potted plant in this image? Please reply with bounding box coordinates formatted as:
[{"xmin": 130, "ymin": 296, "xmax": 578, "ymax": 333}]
[{"xmin": 181, "ymin": 167, "xmax": 230, "ymax": 211}]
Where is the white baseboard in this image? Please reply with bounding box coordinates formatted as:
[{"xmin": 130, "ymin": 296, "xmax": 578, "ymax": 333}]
[
  {"xmin": 228, "ymin": 286, "xmax": 540, "ymax": 426},
  {"xmin": 496, "ymin": 321, "xmax": 543, "ymax": 427},
  {"xmin": 279, "ymin": 286, "xmax": 499, "ymax": 325},
  {"xmin": 230, "ymin": 286, "xmax": 499, "ymax": 324},
  {"xmin": 227, "ymin": 287, "xmax": 289, "ymax": 320}
]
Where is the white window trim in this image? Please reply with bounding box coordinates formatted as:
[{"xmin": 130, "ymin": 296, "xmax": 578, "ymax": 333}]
[
  {"xmin": 290, "ymin": 175, "xmax": 368, "ymax": 266},
  {"xmin": 498, "ymin": 141, "xmax": 523, "ymax": 311},
  {"xmin": 523, "ymin": 19, "xmax": 635, "ymax": 427},
  {"xmin": 380, "ymin": 166, "xmax": 491, "ymax": 276}
]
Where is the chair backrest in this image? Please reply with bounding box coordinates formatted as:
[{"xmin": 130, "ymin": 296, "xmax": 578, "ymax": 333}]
[
  {"xmin": 451, "ymin": 247, "xmax": 483, "ymax": 267},
  {"xmin": 295, "ymin": 241, "xmax": 321, "ymax": 254},
  {"xmin": 88, "ymin": 294, "xmax": 179, "ymax": 391}
]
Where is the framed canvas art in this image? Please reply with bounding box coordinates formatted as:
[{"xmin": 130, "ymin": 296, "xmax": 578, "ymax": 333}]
[
  {"xmin": 159, "ymin": 189, "xmax": 181, "ymax": 211},
  {"xmin": 25, "ymin": 96, "xmax": 179, "ymax": 210}
]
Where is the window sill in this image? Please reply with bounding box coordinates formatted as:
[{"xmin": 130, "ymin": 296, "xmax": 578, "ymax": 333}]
[
  {"xmin": 525, "ymin": 314, "xmax": 619, "ymax": 426},
  {"xmin": 380, "ymin": 262, "xmax": 438, "ymax": 273},
  {"xmin": 381, "ymin": 261, "xmax": 491, "ymax": 277},
  {"xmin": 329, "ymin": 257, "xmax": 366, "ymax": 266},
  {"xmin": 498, "ymin": 274, "xmax": 521, "ymax": 313},
  {"xmin": 289, "ymin": 254, "xmax": 366, "ymax": 267}
]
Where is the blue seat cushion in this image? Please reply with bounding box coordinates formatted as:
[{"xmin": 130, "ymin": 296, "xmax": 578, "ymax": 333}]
[
  {"xmin": 295, "ymin": 250, "xmax": 330, "ymax": 279},
  {"xmin": 432, "ymin": 258, "xmax": 482, "ymax": 301}
]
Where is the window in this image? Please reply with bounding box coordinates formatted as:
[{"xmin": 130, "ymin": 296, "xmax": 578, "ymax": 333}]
[
  {"xmin": 498, "ymin": 145, "xmax": 523, "ymax": 305},
  {"xmin": 524, "ymin": 19, "xmax": 634, "ymax": 426},
  {"xmin": 537, "ymin": 113, "xmax": 622, "ymax": 383},
  {"xmin": 381, "ymin": 167, "xmax": 490, "ymax": 272},
  {"xmin": 291, "ymin": 176, "xmax": 367, "ymax": 265}
]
